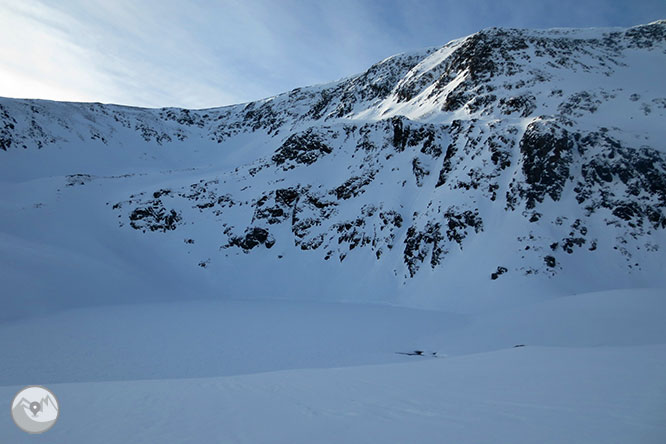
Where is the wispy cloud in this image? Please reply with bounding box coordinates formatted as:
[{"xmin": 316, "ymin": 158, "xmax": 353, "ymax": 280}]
[{"xmin": 0, "ymin": 0, "xmax": 664, "ymax": 108}]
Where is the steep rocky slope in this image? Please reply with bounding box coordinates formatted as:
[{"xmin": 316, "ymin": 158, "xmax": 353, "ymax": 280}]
[{"xmin": 1, "ymin": 21, "xmax": 665, "ymax": 315}]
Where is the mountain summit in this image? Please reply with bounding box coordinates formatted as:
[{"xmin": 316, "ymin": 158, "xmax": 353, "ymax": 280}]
[{"xmin": 1, "ymin": 21, "xmax": 665, "ymax": 316}]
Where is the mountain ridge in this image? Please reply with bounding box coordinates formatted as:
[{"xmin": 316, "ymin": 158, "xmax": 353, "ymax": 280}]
[{"xmin": 1, "ymin": 21, "xmax": 665, "ymax": 317}]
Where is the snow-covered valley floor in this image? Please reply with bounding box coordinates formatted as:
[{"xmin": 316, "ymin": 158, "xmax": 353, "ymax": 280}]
[{"xmin": 1, "ymin": 289, "xmax": 665, "ymax": 443}]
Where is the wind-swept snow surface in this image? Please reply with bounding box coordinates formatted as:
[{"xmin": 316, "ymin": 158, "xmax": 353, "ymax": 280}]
[
  {"xmin": 1, "ymin": 347, "xmax": 665, "ymax": 443},
  {"xmin": 1, "ymin": 289, "xmax": 665, "ymax": 443}
]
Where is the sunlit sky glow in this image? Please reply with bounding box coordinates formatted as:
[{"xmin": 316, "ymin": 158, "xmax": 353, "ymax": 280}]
[{"xmin": 1, "ymin": 0, "xmax": 664, "ymax": 109}]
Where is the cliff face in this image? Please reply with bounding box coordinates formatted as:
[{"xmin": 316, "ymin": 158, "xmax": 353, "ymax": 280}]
[{"xmin": 1, "ymin": 21, "xmax": 665, "ymax": 316}]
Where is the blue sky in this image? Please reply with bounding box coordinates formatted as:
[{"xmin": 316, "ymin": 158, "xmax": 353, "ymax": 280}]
[{"xmin": 0, "ymin": 0, "xmax": 664, "ymax": 108}]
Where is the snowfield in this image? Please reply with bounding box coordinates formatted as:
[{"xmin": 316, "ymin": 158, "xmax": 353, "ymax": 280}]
[
  {"xmin": 1, "ymin": 289, "xmax": 665, "ymax": 443},
  {"xmin": 3, "ymin": 345, "xmax": 666, "ymax": 444}
]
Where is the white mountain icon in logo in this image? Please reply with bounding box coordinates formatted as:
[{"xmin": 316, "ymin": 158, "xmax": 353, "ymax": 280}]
[{"xmin": 11, "ymin": 386, "xmax": 59, "ymax": 434}]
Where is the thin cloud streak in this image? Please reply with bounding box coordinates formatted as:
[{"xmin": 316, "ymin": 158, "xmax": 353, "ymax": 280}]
[{"xmin": 0, "ymin": 0, "xmax": 664, "ymax": 109}]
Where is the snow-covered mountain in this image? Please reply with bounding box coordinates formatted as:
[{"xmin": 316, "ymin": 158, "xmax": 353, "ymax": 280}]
[
  {"xmin": 2, "ymin": 21, "xmax": 666, "ymax": 444},
  {"xmin": 1, "ymin": 21, "xmax": 665, "ymax": 317}
]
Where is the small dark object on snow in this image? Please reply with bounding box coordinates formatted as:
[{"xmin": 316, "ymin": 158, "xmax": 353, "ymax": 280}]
[
  {"xmin": 491, "ymin": 266, "xmax": 508, "ymax": 280},
  {"xmin": 513, "ymin": 344, "xmax": 526, "ymax": 348},
  {"xmin": 396, "ymin": 350, "xmax": 432, "ymax": 356}
]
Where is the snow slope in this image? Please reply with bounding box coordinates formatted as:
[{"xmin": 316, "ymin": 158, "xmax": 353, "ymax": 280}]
[{"xmin": 0, "ymin": 289, "xmax": 665, "ymax": 443}]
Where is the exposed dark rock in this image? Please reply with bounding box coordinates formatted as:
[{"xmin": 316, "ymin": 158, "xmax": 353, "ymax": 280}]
[
  {"xmin": 576, "ymin": 136, "xmax": 666, "ymax": 229},
  {"xmin": 412, "ymin": 157, "xmax": 429, "ymax": 187},
  {"xmin": 443, "ymin": 208, "xmax": 484, "ymax": 245},
  {"xmin": 518, "ymin": 119, "xmax": 575, "ymax": 208},
  {"xmin": 153, "ymin": 189, "xmax": 171, "ymax": 199},
  {"xmin": 0, "ymin": 105, "xmax": 17, "ymax": 151},
  {"xmin": 558, "ymin": 91, "xmax": 602, "ymax": 117},
  {"xmin": 129, "ymin": 201, "xmax": 182, "ymax": 232},
  {"xmin": 65, "ymin": 174, "xmax": 94, "ymax": 186},
  {"xmin": 226, "ymin": 227, "xmax": 275, "ymax": 251},
  {"xmin": 488, "ymin": 134, "xmax": 513, "ymax": 171},
  {"xmin": 379, "ymin": 210, "xmax": 403, "ymax": 229},
  {"xmin": 467, "ymin": 94, "xmax": 497, "ymax": 114},
  {"xmin": 242, "ymin": 101, "xmax": 285, "ymax": 133},
  {"xmin": 290, "ymin": 190, "xmax": 337, "ymax": 249},
  {"xmin": 333, "ymin": 171, "xmax": 376, "ymax": 200},
  {"xmin": 491, "ymin": 266, "xmax": 508, "ymax": 280},
  {"xmin": 403, "ymin": 206, "xmax": 484, "ymax": 277},
  {"xmin": 403, "ymin": 222, "xmax": 445, "ymax": 277},
  {"xmin": 254, "ymin": 188, "xmax": 301, "ymax": 225},
  {"xmin": 391, "ymin": 116, "xmax": 409, "ymax": 151},
  {"xmin": 435, "ymin": 143, "xmax": 458, "ymax": 187},
  {"xmin": 499, "ymin": 94, "xmax": 536, "ymax": 116},
  {"xmin": 388, "ymin": 117, "xmax": 443, "ymax": 157},
  {"xmin": 159, "ymin": 108, "xmax": 206, "ymax": 127},
  {"xmin": 529, "ymin": 212, "xmax": 542, "ymax": 222},
  {"xmin": 272, "ymin": 130, "xmax": 333, "ymax": 168},
  {"xmin": 275, "ymin": 188, "xmax": 299, "ymax": 206},
  {"xmin": 334, "ymin": 217, "xmax": 372, "ymax": 251},
  {"xmin": 544, "ymin": 255, "xmax": 557, "ymax": 268},
  {"xmin": 624, "ymin": 21, "xmax": 666, "ymax": 48}
]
